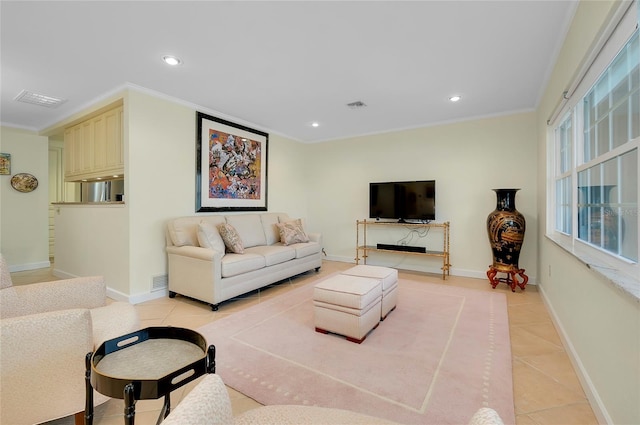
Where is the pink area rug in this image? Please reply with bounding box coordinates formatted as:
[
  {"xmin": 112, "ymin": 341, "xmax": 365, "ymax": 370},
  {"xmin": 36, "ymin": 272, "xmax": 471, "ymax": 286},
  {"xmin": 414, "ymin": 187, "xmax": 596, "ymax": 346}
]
[{"xmin": 197, "ymin": 275, "xmax": 515, "ymax": 425}]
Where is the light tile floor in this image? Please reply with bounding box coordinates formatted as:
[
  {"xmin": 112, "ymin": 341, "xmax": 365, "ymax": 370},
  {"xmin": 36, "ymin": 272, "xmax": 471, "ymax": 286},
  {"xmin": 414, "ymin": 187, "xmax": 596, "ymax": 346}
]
[{"xmin": 11, "ymin": 260, "xmax": 598, "ymax": 425}]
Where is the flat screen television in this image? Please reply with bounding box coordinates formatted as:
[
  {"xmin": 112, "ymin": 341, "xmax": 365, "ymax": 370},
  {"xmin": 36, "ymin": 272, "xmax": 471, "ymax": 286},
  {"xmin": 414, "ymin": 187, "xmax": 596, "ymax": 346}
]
[{"xmin": 369, "ymin": 180, "xmax": 436, "ymax": 222}]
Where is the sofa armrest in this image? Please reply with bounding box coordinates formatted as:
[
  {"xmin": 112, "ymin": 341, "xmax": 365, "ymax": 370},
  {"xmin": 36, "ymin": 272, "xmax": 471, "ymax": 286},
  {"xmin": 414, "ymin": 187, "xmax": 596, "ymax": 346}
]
[
  {"xmin": 162, "ymin": 374, "xmax": 234, "ymax": 425},
  {"xmin": 0, "ymin": 275, "xmax": 106, "ymax": 319},
  {"xmin": 91, "ymin": 302, "xmax": 140, "ymax": 346},
  {"xmin": 167, "ymin": 246, "xmax": 225, "ymax": 304},
  {"xmin": 0, "ymin": 309, "xmax": 96, "ymax": 425},
  {"xmin": 308, "ymin": 232, "xmax": 322, "ymax": 247},
  {"xmin": 167, "ymin": 245, "xmax": 224, "ymax": 261}
]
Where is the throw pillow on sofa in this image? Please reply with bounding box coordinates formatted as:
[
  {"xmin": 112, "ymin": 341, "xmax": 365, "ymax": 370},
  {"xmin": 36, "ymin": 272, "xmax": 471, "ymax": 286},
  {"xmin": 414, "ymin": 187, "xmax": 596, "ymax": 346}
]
[
  {"xmin": 197, "ymin": 221, "xmax": 226, "ymax": 254},
  {"xmin": 276, "ymin": 219, "xmax": 309, "ymax": 245},
  {"xmin": 218, "ymin": 223, "xmax": 244, "ymax": 254}
]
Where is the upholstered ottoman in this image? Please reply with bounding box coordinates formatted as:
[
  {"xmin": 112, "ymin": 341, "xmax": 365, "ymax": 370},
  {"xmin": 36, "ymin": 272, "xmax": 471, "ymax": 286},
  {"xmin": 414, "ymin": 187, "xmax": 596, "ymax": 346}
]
[
  {"xmin": 342, "ymin": 265, "xmax": 398, "ymax": 320},
  {"xmin": 313, "ymin": 275, "xmax": 382, "ymax": 344}
]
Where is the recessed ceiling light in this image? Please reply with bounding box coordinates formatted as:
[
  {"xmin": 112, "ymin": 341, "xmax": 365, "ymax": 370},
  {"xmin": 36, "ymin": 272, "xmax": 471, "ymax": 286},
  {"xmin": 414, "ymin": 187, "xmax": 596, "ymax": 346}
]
[
  {"xmin": 311, "ymin": 122, "xmax": 320, "ymax": 128},
  {"xmin": 162, "ymin": 55, "xmax": 182, "ymax": 66},
  {"xmin": 449, "ymin": 95, "xmax": 461, "ymax": 102}
]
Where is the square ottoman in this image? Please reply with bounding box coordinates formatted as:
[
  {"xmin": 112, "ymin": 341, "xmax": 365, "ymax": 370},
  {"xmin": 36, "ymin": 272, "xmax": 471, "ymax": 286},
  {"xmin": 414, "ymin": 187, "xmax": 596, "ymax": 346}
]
[
  {"xmin": 342, "ymin": 265, "xmax": 398, "ymax": 320},
  {"xmin": 313, "ymin": 274, "xmax": 382, "ymax": 344}
]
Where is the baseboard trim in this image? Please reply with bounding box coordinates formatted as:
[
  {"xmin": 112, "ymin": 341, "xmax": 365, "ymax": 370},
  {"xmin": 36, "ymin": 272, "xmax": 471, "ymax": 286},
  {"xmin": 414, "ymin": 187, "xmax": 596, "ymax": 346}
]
[
  {"xmin": 9, "ymin": 261, "xmax": 51, "ymax": 273},
  {"xmin": 52, "ymin": 268, "xmax": 76, "ymax": 279},
  {"xmin": 538, "ymin": 284, "xmax": 611, "ymax": 424},
  {"xmin": 106, "ymin": 286, "xmax": 166, "ymax": 304},
  {"xmin": 324, "ymin": 255, "xmax": 537, "ymax": 283},
  {"xmin": 126, "ymin": 289, "xmax": 167, "ymax": 305}
]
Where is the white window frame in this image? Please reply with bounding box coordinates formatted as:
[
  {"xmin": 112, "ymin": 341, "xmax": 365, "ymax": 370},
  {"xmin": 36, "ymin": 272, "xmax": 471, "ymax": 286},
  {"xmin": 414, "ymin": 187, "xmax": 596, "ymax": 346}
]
[
  {"xmin": 553, "ymin": 112, "xmax": 574, "ymax": 237},
  {"xmin": 547, "ymin": 1, "xmax": 639, "ymax": 286}
]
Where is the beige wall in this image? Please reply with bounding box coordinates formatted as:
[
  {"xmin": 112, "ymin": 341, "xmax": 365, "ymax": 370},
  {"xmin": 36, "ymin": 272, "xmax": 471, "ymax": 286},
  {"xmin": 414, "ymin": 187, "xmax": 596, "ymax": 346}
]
[
  {"xmin": 73, "ymin": 91, "xmax": 536, "ymax": 298},
  {"xmin": 53, "ymin": 204, "xmax": 130, "ymax": 294},
  {"xmin": 0, "ymin": 127, "xmax": 50, "ymax": 270},
  {"xmin": 536, "ymin": 1, "xmax": 639, "ymax": 424},
  {"xmin": 306, "ymin": 112, "xmax": 538, "ymax": 279},
  {"xmin": 47, "ymin": 88, "xmax": 538, "ymax": 295},
  {"xmin": 126, "ymin": 90, "xmax": 193, "ymax": 298},
  {"xmin": 49, "ymin": 89, "xmax": 312, "ymax": 301}
]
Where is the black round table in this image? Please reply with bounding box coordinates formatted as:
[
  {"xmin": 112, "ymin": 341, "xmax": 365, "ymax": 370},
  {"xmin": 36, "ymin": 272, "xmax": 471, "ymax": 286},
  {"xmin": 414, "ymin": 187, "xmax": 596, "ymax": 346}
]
[{"xmin": 84, "ymin": 327, "xmax": 215, "ymax": 425}]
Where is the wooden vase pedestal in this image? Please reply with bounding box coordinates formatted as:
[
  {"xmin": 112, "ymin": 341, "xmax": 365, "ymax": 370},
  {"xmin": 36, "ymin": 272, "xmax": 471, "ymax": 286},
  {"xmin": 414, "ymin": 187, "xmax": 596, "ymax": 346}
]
[{"xmin": 486, "ymin": 265, "xmax": 528, "ymax": 292}]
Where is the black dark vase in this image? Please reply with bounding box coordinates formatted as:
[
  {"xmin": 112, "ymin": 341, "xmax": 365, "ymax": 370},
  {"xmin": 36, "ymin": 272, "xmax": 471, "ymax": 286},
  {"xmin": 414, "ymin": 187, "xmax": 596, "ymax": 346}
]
[{"xmin": 486, "ymin": 189, "xmax": 528, "ymax": 291}]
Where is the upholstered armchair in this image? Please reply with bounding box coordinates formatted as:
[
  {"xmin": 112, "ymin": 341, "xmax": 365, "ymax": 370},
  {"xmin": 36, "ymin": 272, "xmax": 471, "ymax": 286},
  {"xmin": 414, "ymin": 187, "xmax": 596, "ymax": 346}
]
[
  {"xmin": 0, "ymin": 254, "xmax": 140, "ymax": 425},
  {"xmin": 162, "ymin": 374, "xmax": 505, "ymax": 425}
]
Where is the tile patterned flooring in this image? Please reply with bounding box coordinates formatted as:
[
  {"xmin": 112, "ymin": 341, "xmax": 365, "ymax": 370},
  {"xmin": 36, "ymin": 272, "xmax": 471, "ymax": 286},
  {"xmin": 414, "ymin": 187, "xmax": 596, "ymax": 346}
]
[{"xmin": 11, "ymin": 260, "xmax": 598, "ymax": 425}]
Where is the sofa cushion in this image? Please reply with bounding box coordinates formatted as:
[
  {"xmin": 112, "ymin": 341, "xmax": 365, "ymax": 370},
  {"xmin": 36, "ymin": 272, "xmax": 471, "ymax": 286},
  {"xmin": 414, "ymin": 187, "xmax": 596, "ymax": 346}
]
[
  {"xmin": 245, "ymin": 245, "xmax": 296, "ymax": 266},
  {"xmin": 220, "ymin": 253, "xmax": 265, "ymax": 278},
  {"xmin": 277, "ymin": 213, "xmax": 292, "ymax": 221},
  {"xmin": 218, "ymin": 223, "xmax": 244, "ymax": 254},
  {"xmin": 200, "ymin": 215, "xmax": 227, "ymax": 231},
  {"xmin": 260, "ymin": 213, "xmax": 282, "ymax": 245},
  {"xmin": 287, "ymin": 241, "xmax": 322, "ymax": 259},
  {"xmin": 276, "ymin": 219, "xmax": 310, "ymax": 245},
  {"xmin": 168, "ymin": 217, "xmax": 202, "ymax": 247},
  {"xmin": 168, "ymin": 216, "xmax": 227, "ymax": 248},
  {"xmin": 225, "ymin": 214, "xmax": 267, "ymax": 248},
  {"xmin": 197, "ymin": 221, "xmax": 226, "ymax": 254}
]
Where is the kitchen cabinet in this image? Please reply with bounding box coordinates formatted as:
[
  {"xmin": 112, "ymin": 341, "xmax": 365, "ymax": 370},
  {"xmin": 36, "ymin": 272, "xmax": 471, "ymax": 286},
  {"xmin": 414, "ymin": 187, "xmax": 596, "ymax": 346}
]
[{"xmin": 64, "ymin": 105, "xmax": 123, "ymax": 182}]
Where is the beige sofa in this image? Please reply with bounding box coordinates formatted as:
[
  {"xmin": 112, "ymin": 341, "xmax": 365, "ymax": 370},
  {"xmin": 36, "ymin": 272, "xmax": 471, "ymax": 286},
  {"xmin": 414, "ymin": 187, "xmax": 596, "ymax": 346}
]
[
  {"xmin": 0, "ymin": 253, "xmax": 140, "ymax": 425},
  {"xmin": 163, "ymin": 374, "xmax": 506, "ymax": 425},
  {"xmin": 166, "ymin": 213, "xmax": 322, "ymax": 310}
]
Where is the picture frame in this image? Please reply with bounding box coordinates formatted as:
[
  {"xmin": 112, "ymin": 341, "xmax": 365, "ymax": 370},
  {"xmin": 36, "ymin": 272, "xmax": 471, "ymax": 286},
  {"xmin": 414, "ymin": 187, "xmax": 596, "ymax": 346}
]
[
  {"xmin": 0, "ymin": 153, "xmax": 10, "ymax": 175},
  {"xmin": 196, "ymin": 112, "xmax": 268, "ymax": 212}
]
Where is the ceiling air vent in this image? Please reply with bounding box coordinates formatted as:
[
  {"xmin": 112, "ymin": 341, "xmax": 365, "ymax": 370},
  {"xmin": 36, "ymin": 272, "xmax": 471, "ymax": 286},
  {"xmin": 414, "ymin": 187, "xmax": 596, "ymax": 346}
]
[
  {"xmin": 14, "ymin": 90, "xmax": 67, "ymax": 108},
  {"xmin": 346, "ymin": 101, "xmax": 367, "ymax": 109}
]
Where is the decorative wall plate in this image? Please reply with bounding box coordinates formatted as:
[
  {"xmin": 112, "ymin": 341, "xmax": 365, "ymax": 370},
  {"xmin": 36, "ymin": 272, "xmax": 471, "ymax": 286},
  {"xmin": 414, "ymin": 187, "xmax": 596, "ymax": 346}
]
[{"xmin": 10, "ymin": 173, "xmax": 38, "ymax": 193}]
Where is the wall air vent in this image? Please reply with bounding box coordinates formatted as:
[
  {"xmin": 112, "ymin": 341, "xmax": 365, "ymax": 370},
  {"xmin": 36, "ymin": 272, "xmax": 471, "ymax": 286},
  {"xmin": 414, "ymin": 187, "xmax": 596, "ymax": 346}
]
[
  {"xmin": 14, "ymin": 90, "xmax": 67, "ymax": 108},
  {"xmin": 346, "ymin": 101, "xmax": 367, "ymax": 109},
  {"xmin": 151, "ymin": 274, "xmax": 168, "ymax": 291}
]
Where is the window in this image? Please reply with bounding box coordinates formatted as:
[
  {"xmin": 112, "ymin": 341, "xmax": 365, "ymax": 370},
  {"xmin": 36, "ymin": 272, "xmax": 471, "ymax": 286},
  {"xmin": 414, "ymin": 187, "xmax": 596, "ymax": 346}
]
[
  {"xmin": 550, "ymin": 27, "xmax": 639, "ymax": 276},
  {"xmin": 554, "ymin": 115, "xmax": 573, "ymax": 235},
  {"xmin": 577, "ymin": 31, "xmax": 639, "ymax": 261}
]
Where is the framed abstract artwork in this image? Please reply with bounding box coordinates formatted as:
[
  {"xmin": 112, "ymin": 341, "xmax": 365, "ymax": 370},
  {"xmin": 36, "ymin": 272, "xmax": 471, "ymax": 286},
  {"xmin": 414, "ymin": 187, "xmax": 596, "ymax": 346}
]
[{"xmin": 196, "ymin": 112, "xmax": 268, "ymax": 212}]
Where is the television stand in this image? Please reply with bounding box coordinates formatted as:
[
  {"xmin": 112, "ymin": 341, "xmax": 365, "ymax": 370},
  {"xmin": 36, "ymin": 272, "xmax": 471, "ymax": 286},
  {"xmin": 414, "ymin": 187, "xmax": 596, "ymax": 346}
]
[
  {"xmin": 355, "ymin": 219, "xmax": 451, "ymax": 280},
  {"xmin": 397, "ymin": 218, "xmax": 431, "ymax": 224}
]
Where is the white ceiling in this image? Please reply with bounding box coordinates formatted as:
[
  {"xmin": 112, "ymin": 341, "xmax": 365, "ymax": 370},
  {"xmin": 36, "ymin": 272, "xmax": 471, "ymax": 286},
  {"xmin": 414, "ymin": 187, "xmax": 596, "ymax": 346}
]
[{"xmin": 1, "ymin": 1, "xmax": 577, "ymax": 143}]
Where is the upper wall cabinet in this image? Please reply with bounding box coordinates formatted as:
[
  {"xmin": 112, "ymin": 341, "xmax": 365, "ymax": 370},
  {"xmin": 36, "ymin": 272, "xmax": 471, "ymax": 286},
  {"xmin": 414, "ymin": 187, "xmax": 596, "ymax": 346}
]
[{"xmin": 64, "ymin": 106, "xmax": 124, "ymax": 182}]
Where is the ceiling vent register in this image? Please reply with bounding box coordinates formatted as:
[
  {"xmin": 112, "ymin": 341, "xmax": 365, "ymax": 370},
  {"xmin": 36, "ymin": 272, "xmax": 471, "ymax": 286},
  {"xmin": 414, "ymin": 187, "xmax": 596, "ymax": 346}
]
[
  {"xmin": 346, "ymin": 101, "xmax": 367, "ymax": 109},
  {"xmin": 14, "ymin": 90, "xmax": 67, "ymax": 108}
]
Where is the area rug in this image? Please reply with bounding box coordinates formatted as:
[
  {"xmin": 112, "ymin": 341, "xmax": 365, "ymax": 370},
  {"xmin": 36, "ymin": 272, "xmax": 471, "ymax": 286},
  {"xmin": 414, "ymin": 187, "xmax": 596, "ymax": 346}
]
[{"xmin": 197, "ymin": 275, "xmax": 515, "ymax": 425}]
